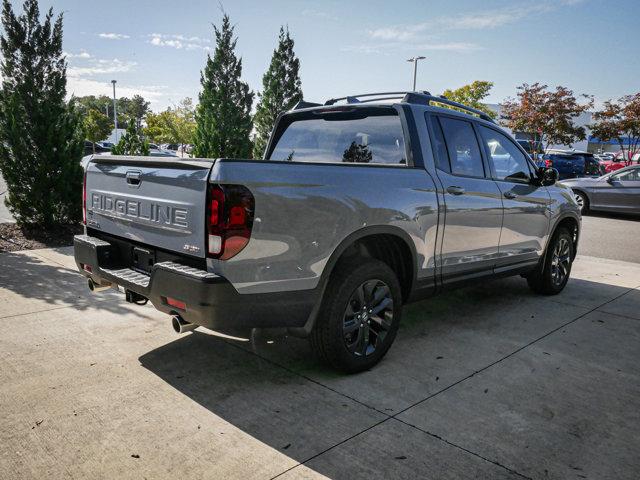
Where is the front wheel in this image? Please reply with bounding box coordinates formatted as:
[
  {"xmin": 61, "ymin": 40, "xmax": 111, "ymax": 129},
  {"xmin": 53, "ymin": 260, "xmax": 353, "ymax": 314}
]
[
  {"xmin": 310, "ymin": 259, "xmax": 402, "ymax": 373},
  {"xmin": 573, "ymin": 190, "xmax": 589, "ymax": 214},
  {"xmin": 527, "ymin": 227, "xmax": 574, "ymax": 295}
]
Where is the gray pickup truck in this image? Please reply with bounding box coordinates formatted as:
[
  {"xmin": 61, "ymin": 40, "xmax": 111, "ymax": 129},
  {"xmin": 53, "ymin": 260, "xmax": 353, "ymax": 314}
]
[{"xmin": 74, "ymin": 91, "xmax": 580, "ymax": 372}]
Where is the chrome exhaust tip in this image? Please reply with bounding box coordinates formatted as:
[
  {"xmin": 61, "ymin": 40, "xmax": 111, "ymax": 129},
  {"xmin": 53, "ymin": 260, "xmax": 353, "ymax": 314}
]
[
  {"xmin": 88, "ymin": 278, "xmax": 112, "ymax": 293},
  {"xmin": 172, "ymin": 315, "xmax": 198, "ymax": 334}
]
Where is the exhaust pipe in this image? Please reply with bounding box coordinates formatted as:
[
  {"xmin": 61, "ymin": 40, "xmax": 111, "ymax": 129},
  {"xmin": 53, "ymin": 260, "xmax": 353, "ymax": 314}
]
[
  {"xmin": 172, "ymin": 315, "xmax": 198, "ymax": 334},
  {"xmin": 88, "ymin": 278, "xmax": 112, "ymax": 293}
]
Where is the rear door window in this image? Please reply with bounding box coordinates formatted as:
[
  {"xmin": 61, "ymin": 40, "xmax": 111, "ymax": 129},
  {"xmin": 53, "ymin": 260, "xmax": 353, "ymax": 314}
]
[
  {"xmin": 437, "ymin": 116, "xmax": 485, "ymax": 178},
  {"xmin": 268, "ymin": 110, "xmax": 407, "ymax": 165}
]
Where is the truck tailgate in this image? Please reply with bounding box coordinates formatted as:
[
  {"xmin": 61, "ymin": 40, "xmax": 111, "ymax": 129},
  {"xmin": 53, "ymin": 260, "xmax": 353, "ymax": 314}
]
[{"xmin": 85, "ymin": 156, "xmax": 214, "ymax": 258}]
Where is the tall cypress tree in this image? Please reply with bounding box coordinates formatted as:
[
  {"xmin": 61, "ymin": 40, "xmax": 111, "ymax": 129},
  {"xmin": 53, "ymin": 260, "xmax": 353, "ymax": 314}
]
[
  {"xmin": 193, "ymin": 14, "xmax": 253, "ymax": 159},
  {"xmin": 253, "ymin": 27, "xmax": 302, "ymax": 158},
  {"xmin": 0, "ymin": 0, "xmax": 84, "ymax": 226}
]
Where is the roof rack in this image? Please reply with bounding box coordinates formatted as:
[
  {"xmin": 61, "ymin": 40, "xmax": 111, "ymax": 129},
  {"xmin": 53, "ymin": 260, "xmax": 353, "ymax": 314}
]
[
  {"xmin": 324, "ymin": 91, "xmax": 431, "ymax": 105},
  {"xmin": 320, "ymin": 91, "xmax": 496, "ymax": 123}
]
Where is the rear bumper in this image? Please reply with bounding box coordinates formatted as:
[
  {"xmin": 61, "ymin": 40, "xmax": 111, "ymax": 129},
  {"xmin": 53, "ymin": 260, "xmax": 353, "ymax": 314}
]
[{"xmin": 73, "ymin": 234, "xmax": 317, "ymax": 332}]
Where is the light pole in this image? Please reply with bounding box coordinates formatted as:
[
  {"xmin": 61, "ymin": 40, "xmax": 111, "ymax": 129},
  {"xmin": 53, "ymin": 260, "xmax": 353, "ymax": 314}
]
[
  {"xmin": 111, "ymin": 80, "xmax": 118, "ymax": 142},
  {"xmin": 406, "ymin": 56, "xmax": 426, "ymax": 91}
]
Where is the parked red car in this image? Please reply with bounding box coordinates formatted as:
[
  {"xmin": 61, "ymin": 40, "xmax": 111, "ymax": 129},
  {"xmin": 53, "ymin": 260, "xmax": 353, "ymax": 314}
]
[{"xmin": 600, "ymin": 152, "xmax": 640, "ymax": 173}]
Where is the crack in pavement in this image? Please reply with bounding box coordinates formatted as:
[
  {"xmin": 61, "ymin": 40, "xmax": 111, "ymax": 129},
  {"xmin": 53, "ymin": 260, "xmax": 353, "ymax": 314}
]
[{"xmin": 264, "ymin": 283, "xmax": 640, "ymax": 480}]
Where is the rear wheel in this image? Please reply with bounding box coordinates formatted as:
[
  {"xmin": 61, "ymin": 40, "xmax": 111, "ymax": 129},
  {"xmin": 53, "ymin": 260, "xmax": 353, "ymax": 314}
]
[
  {"xmin": 573, "ymin": 190, "xmax": 589, "ymax": 213},
  {"xmin": 527, "ymin": 227, "xmax": 574, "ymax": 295},
  {"xmin": 310, "ymin": 259, "xmax": 402, "ymax": 373}
]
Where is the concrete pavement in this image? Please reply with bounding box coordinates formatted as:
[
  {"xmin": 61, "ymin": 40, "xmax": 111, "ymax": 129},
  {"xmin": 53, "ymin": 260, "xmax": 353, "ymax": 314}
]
[
  {"xmin": 1, "ymin": 248, "xmax": 639, "ymax": 479},
  {"xmin": 579, "ymin": 213, "xmax": 640, "ymax": 263}
]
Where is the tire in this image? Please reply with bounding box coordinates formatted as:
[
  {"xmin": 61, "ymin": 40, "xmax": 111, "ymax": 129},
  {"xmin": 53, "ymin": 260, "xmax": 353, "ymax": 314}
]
[
  {"xmin": 573, "ymin": 190, "xmax": 589, "ymax": 214},
  {"xmin": 310, "ymin": 259, "xmax": 402, "ymax": 373},
  {"xmin": 527, "ymin": 227, "xmax": 574, "ymax": 295}
]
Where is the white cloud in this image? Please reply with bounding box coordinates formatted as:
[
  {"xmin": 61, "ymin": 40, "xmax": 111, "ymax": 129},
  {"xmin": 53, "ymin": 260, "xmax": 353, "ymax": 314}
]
[
  {"xmin": 368, "ymin": 24, "xmax": 428, "ymax": 42},
  {"xmin": 68, "ymin": 58, "xmax": 137, "ymax": 76},
  {"xmin": 67, "ymin": 76, "xmax": 169, "ymax": 105},
  {"xmin": 147, "ymin": 33, "xmax": 210, "ymax": 51},
  {"xmin": 98, "ymin": 32, "xmax": 130, "ymax": 40},
  {"xmin": 64, "ymin": 50, "xmax": 92, "ymax": 59},
  {"xmin": 366, "ymin": 0, "xmax": 584, "ymax": 41},
  {"xmin": 342, "ymin": 41, "xmax": 481, "ymax": 55}
]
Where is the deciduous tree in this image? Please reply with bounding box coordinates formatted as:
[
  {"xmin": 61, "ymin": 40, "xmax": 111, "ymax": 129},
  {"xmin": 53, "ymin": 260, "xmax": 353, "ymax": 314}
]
[
  {"xmin": 501, "ymin": 83, "xmax": 592, "ymax": 153},
  {"xmin": 253, "ymin": 26, "xmax": 302, "ymax": 158},
  {"xmin": 83, "ymin": 109, "xmax": 113, "ymax": 152},
  {"xmin": 193, "ymin": 14, "xmax": 253, "ymax": 159},
  {"xmin": 590, "ymin": 94, "xmax": 640, "ymax": 164},
  {"xmin": 0, "ymin": 0, "xmax": 84, "ymax": 226},
  {"xmin": 145, "ymin": 98, "xmax": 196, "ymax": 156},
  {"xmin": 128, "ymin": 94, "xmax": 150, "ymax": 130},
  {"xmin": 442, "ymin": 81, "xmax": 496, "ymax": 119}
]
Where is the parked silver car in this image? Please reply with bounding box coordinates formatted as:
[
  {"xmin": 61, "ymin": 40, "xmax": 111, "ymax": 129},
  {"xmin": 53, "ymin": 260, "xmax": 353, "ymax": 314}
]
[{"xmin": 560, "ymin": 165, "xmax": 640, "ymax": 214}]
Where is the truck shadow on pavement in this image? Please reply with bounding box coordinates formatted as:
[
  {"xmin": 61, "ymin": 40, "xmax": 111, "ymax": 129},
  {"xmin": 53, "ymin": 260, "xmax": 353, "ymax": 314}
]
[
  {"xmin": 0, "ymin": 251, "xmax": 146, "ymax": 316},
  {"xmin": 138, "ymin": 275, "xmax": 639, "ymax": 477}
]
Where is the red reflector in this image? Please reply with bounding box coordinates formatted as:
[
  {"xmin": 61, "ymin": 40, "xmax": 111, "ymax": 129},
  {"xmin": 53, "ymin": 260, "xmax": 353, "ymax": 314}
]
[
  {"xmin": 165, "ymin": 297, "xmax": 186, "ymax": 310},
  {"xmin": 83, "ymin": 264, "xmax": 92, "ymax": 273},
  {"xmin": 545, "ymin": 159, "xmax": 553, "ymax": 168}
]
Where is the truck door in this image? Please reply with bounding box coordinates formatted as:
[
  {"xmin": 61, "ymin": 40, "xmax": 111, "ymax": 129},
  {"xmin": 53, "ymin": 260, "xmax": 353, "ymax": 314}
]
[
  {"xmin": 477, "ymin": 125, "xmax": 551, "ymax": 268},
  {"xmin": 428, "ymin": 114, "xmax": 503, "ymax": 285}
]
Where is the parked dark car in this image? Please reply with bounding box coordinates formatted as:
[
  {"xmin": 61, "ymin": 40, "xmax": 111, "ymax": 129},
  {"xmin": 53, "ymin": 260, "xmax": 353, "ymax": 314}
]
[
  {"xmin": 560, "ymin": 165, "xmax": 640, "ymax": 214},
  {"xmin": 516, "ymin": 139, "xmax": 544, "ymax": 155},
  {"xmin": 536, "ymin": 151, "xmax": 603, "ymax": 179},
  {"xmin": 83, "ymin": 141, "xmax": 111, "ymax": 156}
]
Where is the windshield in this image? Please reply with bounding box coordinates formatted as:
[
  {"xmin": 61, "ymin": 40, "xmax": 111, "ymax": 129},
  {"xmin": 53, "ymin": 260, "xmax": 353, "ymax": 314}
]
[{"xmin": 268, "ymin": 111, "xmax": 407, "ymax": 165}]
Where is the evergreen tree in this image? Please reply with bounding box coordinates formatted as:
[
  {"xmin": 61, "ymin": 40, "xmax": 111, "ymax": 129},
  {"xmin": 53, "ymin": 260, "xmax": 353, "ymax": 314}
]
[
  {"xmin": 253, "ymin": 27, "xmax": 302, "ymax": 158},
  {"xmin": 0, "ymin": 0, "xmax": 84, "ymax": 226},
  {"xmin": 111, "ymin": 119, "xmax": 149, "ymax": 156},
  {"xmin": 193, "ymin": 14, "xmax": 253, "ymax": 159}
]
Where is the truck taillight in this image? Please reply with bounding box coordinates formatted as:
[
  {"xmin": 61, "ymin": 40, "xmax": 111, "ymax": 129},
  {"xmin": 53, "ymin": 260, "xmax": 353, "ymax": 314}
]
[
  {"xmin": 206, "ymin": 184, "xmax": 255, "ymax": 260},
  {"xmin": 82, "ymin": 170, "xmax": 87, "ymax": 225}
]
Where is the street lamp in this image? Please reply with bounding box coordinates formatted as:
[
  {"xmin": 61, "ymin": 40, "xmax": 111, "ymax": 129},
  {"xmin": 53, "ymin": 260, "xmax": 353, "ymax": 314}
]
[
  {"xmin": 406, "ymin": 56, "xmax": 426, "ymax": 91},
  {"xmin": 111, "ymin": 80, "xmax": 118, "ymax": 142}
]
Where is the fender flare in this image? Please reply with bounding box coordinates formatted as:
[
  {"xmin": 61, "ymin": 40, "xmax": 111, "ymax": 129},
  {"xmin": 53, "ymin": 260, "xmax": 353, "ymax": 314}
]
[{"xmin": 287, "ymin": 225, "xmax": 419, "ymax": 337}]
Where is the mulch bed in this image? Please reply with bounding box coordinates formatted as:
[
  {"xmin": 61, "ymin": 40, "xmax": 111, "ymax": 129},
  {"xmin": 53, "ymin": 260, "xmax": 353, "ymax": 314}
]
[{"xmin": 0, "ymin": 222, "xmax": 82, "ymax": 253}]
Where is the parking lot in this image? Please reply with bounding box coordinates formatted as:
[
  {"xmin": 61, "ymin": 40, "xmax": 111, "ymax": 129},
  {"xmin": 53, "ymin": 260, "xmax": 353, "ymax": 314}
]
[{"xmin": 1, "ymin": 219, "xmax": 640, "ymax": 480}]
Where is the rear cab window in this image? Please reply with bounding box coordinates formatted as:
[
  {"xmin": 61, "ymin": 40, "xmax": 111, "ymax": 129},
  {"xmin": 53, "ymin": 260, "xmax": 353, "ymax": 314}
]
[
  {"xmin": 435, "ymin": 116, "xmax": 485, "ymax": 178},
  {"xmin": 267, "ymin": 108, "xmax": 407, "ymax": 165}
]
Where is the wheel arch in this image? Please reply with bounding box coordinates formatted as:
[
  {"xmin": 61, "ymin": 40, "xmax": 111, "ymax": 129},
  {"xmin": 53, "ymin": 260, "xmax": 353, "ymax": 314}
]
[
  {"xmin": 548, "ymin": 213, "xmax": 580, "ymax": 261},
  {"xmin": 287, "ymin": 226, "xmax": 418, "ymax": 338},
  {"xmin": 321, "ymin": 226, "xmax": 418, "ymax": 303}
]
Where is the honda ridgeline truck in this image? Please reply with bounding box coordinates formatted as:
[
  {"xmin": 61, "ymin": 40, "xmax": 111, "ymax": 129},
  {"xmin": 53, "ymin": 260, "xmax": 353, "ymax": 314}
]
[{"xmin": 74, "ymin": 91, "xmax": 581, "ymax": 373}]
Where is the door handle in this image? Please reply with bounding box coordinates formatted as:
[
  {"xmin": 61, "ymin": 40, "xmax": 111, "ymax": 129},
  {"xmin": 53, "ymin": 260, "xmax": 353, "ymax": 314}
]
[
  {"xmin": 503, "ymin": 191, "xmax": 517, "ymax": 199},
  {"xmin": 447, "ymin": 186, "xmax": 465, "ymax": 195}
]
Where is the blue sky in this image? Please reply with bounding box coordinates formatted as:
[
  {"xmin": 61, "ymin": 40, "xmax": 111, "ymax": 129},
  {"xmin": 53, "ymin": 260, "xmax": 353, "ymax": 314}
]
[{"xmin": 13, "ymin": 0, "xmax": 639, "ymax": 111}]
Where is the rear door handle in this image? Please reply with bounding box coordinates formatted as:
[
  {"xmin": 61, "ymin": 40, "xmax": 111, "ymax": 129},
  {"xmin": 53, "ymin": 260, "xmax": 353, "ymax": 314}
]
[
  {"xmin": 503, "ymin": 191, "xmax": 517, "ymax": 199},
  {"xmin": 447, "ymin": 186, "xmax": 465, "ymax": 195}
]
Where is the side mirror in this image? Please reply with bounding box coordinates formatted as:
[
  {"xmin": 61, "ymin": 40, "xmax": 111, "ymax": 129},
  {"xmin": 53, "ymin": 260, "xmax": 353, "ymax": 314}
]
[
  {"xmin": 606, "ymin": 176, "xmax": 615, "ymax": 184},
  {"xmin": 537, "ymin": 167, "xmax": 559, "ymax": 186}
]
